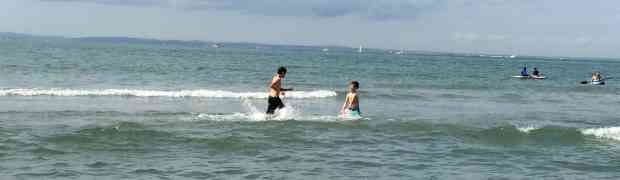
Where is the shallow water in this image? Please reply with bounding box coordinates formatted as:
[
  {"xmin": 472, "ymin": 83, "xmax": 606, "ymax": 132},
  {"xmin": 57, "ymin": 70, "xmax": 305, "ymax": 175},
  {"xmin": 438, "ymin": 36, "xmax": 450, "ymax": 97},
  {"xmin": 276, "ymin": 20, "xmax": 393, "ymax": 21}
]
[{"xmin": 0, "ymin": 39, "xmax": 619, "ymax": 179}]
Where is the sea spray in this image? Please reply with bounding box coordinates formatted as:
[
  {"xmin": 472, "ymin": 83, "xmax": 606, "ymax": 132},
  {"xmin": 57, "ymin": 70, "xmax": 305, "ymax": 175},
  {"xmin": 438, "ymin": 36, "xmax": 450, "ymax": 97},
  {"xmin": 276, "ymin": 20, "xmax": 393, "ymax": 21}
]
[
  {"xmin": 194, "ymin": 99, "xmax": 339, "ymax": 122},
  {"xmin": 241, "ymin": 98, "xmax": 300, "ymax": 121},
  {"xmin": 241, "ymin": 98, "xmax": 268, "ymax": 121}
]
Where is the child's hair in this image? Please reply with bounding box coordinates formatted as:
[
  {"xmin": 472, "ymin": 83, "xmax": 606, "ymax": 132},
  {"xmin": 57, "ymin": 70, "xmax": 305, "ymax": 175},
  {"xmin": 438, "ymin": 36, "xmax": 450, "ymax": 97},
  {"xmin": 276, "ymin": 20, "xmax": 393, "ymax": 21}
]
[
  {"xmin": 350, "ymin": 81, "xmax": 359, "ymax": 89},
  {"xmin": 277, "ymin": 66, "xmax": 287, "ymax": 74}
]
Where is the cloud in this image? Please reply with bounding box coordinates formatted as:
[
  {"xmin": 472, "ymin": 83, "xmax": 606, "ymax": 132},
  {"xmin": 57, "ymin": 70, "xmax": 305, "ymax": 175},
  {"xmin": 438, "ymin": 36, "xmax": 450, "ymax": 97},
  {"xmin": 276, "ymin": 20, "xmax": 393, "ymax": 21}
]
[
  {"xmin": 41, "ymin": 0, "xmax": 165, "ymax": 6},
  {"xmin": 23, "ymin": 0, "xmax": 620, "ymax": 57},
  {"xmin": 452, "ymin": 33, "xmax": 511, "ymax": 42},
  {"xmin": 37, "ymin": 0, "xmax": 556, "ymax": 21},
  {"xmin": 39, "ymin": 0, "xmax": 448, "ymax": 20}
]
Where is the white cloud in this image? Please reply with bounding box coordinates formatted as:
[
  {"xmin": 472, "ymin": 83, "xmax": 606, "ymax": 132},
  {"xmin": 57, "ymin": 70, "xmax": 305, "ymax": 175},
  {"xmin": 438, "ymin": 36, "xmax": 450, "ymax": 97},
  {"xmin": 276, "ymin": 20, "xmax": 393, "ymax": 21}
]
[{"xmin": 5, "ymin": 0, "xmax": 619, "ymax": 58}]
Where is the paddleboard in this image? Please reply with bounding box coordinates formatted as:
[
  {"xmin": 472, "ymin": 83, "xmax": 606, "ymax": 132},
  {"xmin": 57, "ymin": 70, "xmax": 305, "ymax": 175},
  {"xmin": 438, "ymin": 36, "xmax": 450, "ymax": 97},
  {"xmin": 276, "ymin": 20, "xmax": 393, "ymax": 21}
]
[
  {"xmin": 512, "ymin": 75, "xmax": 545, "ymax": 79},
  {"xmin": 512, "ymin": 75, "xmax": 530, "ymax": 79}
]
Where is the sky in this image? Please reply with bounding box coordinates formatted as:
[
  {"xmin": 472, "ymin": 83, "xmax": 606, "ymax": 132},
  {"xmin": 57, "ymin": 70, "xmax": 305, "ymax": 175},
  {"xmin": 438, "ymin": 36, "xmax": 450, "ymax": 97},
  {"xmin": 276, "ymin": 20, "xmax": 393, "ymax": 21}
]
[{"xmin": 0, "ymin": 0, "xmax": 619, "ymax": 58}]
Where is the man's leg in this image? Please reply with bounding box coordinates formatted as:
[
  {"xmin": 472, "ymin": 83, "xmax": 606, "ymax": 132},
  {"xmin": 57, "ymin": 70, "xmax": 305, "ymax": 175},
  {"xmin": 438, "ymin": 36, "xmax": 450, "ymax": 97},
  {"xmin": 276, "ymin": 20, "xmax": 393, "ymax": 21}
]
[{"xmin": 266, "ymin": 97, "xmax": 277, "ymax": 114}]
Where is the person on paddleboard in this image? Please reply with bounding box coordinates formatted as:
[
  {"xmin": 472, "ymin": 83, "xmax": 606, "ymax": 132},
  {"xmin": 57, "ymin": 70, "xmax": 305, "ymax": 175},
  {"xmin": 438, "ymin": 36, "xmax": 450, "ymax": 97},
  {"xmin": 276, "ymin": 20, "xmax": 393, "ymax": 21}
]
[
  {"xmin": 532, "ymin": 68, "xmax": 541, "ymax": 77},
  {"xmin": 592, "ymin": 71, "xmax": 603, "ymax": 81},
  {"xmin": 266, "ymin": 66, "xmax": 293, "ymax": 115},
  {"xmin": 520, "ymin": 65, "xmax": 529, "ymax": 76},
  {"xmin": 340, "ymin": 81, "xmax": 361, "ymax": 118}
]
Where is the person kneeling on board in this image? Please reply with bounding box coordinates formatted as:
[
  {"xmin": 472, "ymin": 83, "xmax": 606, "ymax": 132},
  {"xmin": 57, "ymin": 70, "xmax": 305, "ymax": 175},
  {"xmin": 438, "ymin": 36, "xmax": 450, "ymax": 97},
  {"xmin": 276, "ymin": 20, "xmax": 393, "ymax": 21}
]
[
  {"xmin": 591, "ymin": 71, "xmax": 605, "ymax": 85},
  {"xmin": 532, "ymin": 68, "xmax": 542, "ymax": 77},
  {"xmin": 520, "ymin": 65, "xmax": 529, "ymax": 77}
]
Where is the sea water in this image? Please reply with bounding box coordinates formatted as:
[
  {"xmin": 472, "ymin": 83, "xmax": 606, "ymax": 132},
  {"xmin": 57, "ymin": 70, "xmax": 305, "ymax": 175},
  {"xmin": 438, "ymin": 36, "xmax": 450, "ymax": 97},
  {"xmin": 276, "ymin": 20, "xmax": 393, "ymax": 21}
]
[{"xmin": 0, "ymin": 38, "xmax": 619, "ymax": 179}]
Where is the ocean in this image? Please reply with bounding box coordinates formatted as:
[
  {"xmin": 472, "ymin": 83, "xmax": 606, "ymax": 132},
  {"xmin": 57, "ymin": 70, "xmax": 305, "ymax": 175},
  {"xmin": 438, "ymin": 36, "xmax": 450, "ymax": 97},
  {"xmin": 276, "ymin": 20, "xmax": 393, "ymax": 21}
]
[{"xmin": 0, "ymin": 37, "xmax": 619, "ymax": 179}]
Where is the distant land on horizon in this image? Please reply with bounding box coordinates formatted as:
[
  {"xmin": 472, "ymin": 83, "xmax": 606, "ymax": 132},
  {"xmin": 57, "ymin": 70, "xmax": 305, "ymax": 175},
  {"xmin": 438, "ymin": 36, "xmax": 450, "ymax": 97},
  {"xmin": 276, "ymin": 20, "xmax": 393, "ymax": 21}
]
[{"xmin": 0, "ymin": 32, "xmax": 614, "ymax": 61}]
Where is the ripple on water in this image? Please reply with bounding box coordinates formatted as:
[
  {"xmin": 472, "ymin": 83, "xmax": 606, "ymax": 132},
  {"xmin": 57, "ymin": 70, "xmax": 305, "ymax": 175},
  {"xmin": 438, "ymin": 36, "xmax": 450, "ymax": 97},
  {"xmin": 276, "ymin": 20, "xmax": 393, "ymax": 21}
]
[
  {"xmin": 15, "ymin": 169, "xmax": 81, "ymax": 179},
  {"xmin": 86, "ymin": 161, "xmax": 109, "ymax": 168},
  {"xmin": 178, "ymin": 170, "xmax": 214, "ymax": 179},
  {"xmin": 29, "ymin": 146, "xmax": 68, "ymax": 156}
]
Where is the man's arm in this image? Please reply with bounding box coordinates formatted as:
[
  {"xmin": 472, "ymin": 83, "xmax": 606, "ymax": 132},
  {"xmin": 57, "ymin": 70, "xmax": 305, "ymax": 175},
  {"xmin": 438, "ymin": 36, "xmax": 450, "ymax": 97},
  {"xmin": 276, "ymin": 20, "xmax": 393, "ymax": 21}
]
[{"xmin": 270, "ymin": 76, "xmax": 281, "ymax": 90}]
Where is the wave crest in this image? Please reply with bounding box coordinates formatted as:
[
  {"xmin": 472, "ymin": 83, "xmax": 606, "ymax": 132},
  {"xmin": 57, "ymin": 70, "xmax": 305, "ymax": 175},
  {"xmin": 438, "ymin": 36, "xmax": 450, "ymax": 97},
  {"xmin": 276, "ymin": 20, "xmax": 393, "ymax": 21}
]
[
  {"xmin": 581, "ymin": 127, "xmax": 620, "ymax": 141},
  {"xmin": 0, "ymin": 88, "xmax": 337, "ymax": 99},
  {"xmin": 516, "ymin": 126, "xmax": 620, "ymax": 142}
]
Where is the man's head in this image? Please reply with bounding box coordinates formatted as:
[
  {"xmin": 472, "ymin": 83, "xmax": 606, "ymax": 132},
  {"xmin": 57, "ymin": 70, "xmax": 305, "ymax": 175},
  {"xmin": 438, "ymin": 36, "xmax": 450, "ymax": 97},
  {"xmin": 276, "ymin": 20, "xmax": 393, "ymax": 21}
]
[
  {"xmin": 350, "ymin": 81, "xmax": 359, "ymax": 91},
  {"xmin": 277, "ymin": 66, "xmax": 287, "ymax": 78}
]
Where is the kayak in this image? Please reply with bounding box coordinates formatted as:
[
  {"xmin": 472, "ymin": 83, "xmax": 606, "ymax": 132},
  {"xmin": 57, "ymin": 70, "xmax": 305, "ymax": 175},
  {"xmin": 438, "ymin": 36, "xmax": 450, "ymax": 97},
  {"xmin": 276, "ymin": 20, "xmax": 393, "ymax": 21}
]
[
  {"xmin": 531, "ymin": 76, "xmax": 546, "ymax": 79},
  {"xmin": 592, "ymin": 80, "xmax": 605, "ymax": 85}
]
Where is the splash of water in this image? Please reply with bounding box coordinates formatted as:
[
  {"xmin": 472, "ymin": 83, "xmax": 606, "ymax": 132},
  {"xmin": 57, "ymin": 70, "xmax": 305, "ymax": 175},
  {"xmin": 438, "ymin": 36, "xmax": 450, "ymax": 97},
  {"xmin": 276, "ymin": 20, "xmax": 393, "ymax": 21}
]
[
  {"xmin": 195, "ymin": 98, "xmax": 341, "ymax": 122},
  {"xmin": 241, "ymin": 98, "xmax": 300, "ymax": 121}
]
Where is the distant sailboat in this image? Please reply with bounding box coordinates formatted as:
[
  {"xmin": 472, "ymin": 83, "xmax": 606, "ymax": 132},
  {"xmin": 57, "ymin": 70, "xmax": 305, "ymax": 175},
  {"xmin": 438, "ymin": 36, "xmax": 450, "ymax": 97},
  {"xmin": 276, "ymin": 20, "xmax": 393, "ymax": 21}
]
[
  {"xmin": 358, "ymin": 45, "xmax": 363, "ymax": 53},
  {"xmin": 211, "ymin": 43, "xmax": 220, "ymax": 48}
]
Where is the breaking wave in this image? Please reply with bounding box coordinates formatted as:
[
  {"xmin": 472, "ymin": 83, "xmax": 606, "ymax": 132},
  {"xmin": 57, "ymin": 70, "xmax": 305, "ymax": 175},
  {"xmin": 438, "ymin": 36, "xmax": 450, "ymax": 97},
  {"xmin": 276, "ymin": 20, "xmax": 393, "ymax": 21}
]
[
  {"xmin": 581, "ymin": 127, "xmax": 620, "ymax": 141},
  {"xmin": 0, "ymin": 88, "xmax": 337, "ymax": 99},
  {"xmin": 516, "ymin": 126, "xmax": 620, "ymax": 141}
]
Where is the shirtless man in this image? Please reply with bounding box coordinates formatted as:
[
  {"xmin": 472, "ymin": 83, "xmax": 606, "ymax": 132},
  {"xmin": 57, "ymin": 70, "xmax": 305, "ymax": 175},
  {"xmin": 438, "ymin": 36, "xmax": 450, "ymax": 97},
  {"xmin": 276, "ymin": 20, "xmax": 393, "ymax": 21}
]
[{"xmin": 266, "ymin": 66, "xmax": 293, "ymax": 115}]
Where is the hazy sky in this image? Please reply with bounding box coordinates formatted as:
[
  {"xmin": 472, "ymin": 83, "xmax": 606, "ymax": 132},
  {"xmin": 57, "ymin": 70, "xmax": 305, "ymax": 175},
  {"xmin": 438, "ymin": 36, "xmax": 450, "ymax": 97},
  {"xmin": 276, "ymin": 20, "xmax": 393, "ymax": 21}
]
[{"xmin": 1, "ymin": 0, "xmax": 619, "ymax": 57}]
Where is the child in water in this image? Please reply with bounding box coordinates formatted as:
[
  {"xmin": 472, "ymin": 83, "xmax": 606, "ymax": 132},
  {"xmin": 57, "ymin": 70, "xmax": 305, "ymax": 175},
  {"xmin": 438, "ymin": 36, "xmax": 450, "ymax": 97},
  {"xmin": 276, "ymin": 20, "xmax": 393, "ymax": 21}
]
[{"xmin": 340, "ymin": 81, "xmax": 361, "ymax": 119}]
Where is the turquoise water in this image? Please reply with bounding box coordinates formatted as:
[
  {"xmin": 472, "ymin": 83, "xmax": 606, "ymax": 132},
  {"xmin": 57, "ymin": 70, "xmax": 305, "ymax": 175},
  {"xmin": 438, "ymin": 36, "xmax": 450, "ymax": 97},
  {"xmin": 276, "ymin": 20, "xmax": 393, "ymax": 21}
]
[{"xmin": 0, "ymin": 38, "xmax": 620, "ymax": 179}]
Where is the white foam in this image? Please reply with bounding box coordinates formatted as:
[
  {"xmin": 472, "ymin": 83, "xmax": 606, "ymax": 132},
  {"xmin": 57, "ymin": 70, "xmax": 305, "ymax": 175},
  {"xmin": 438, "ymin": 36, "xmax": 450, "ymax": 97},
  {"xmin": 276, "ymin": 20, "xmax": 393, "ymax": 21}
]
[
  {"xmin": 0, "ymin": 88, "xmax": 337, "ymax": 99},
  {"xmin": 517, "ymin": 126, "xmax": 539, "ymax": 133},
  {"xmin": 338, "ymin": 109, "xmax": 363, "ymax": 121},
  {"xmin": 196, "ymin": 99, "xmax": 340, "ymax": 122},
  {"xmin": 581, "ymin": 127, "xmax": 620, "ymax": 141},
  {"xmin": 196, "ymin": 113, "xmax": 342, "ymax": 122}
]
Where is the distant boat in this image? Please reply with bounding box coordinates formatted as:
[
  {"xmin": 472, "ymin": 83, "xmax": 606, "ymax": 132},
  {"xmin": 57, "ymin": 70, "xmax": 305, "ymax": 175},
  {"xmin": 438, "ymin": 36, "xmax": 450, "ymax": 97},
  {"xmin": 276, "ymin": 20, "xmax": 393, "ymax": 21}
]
[
  {"xmin": 211, "ymin": 43, "xmax": 220, "ymax": 48},
  {"xmin": 358, "ymin": 45, "xmax": 363, "ymax": 53},
  {"xmin": 322, "ymin": 48, "xmax": 329, "ymax": 52},
  {"xmin": 395, "ymin": 49, "xmax": 404, "ymax": 55},
  {"xmin": 509, "ymin": 55, "xmax": 517, "ymax": 58}
]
